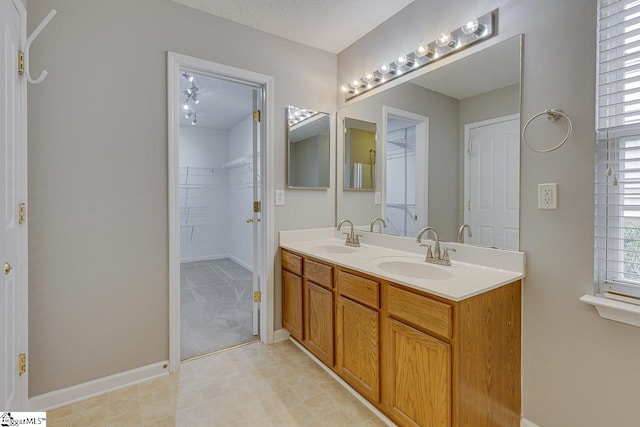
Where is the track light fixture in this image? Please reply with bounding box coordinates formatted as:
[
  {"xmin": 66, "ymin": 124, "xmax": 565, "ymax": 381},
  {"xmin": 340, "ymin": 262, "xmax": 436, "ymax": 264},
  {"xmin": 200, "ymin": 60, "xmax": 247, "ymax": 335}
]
[{"xmin": 180, "ymin": 72, "xmax": 201, "ymax": 125}]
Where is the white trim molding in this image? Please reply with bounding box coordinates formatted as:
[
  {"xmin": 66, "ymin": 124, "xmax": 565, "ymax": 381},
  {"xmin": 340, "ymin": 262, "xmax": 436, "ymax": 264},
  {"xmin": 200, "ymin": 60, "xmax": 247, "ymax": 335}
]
[
  {"xmin": 521, "ymin": 417, "xmax": 540, "ymax": 427},
  {"xmin": 273, "ymin": 328, "xmax": 291, "ymax": 343},
  {"xmin": 29, "ymin": 362, "xmax": 168, "ymax": 411},
  {"xmin": 580, "ymin": 294, "xmax": 640, "ymax": 328}
]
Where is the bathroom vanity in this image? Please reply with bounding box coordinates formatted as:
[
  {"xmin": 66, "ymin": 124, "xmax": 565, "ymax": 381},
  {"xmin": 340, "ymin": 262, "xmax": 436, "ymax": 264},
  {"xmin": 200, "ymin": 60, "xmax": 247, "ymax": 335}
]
[{"xmin": 280, "ymin": 229, "xmax": 524, "ymax": 427}]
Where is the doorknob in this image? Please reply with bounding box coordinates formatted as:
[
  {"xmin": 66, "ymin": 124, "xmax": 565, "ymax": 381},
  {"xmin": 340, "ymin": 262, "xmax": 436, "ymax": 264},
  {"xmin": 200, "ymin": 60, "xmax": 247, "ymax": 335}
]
[{"xmin": 4, "ymin": 262, "xmax": 12, "ymax": 275}]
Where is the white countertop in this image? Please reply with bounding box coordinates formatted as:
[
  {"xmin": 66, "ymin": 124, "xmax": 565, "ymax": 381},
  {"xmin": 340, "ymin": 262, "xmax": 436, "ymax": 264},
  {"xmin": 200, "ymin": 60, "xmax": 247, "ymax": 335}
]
[{"xmin": 279, "ymin": 229, "xmax": 525, "ymax": 302}]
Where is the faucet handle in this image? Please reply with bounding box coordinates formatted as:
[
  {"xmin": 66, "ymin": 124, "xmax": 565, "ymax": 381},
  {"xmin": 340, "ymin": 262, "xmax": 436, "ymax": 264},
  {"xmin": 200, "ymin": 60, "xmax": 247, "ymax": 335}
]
[
  {"xmin": 354, "ymin": 234, "xmax": 362, "ymax": 245},
  {"xmin": 420, "ymin": 244, "xmax": 433, "ymax": 259},
  {"xmin": 342, "ymin": 232, "xmax": 352, "ymax": 244},
  {"xmin": 442, "ymin": 247, "xmax": 456, "ymax": 263}
]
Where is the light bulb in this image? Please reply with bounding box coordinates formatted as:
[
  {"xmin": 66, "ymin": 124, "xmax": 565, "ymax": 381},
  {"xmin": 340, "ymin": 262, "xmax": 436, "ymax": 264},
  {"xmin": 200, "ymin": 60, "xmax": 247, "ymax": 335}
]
[
  {"xmin": 184, "ymin": 113, "xmax": 190, "ymax": 119},
  {"xmin": 185, "ymin": 88, "xmax": 192, "ymax": 96},
  {"xmin": 191, "ymin": 119, "xmax": 196, "ymax": 125},
  {"xmin": 395, "ymin": 56, "xmax": 407, "ymax": 66},
  {"xmin": 461, "ymin": 17, "xmax": 478, "ymax": 34},
  {"xmin": 183, "ymin": 102, "xmax": 189, "ymax": 110},
  {"xmin": 188, "ymin": 75, "xmax": 194, "ymax": 82},
  {"xmin": 341, "ymin": 85, "xmax": 350, "ymax": 93},
  {"xmin": 436, "ymin": 32, "xmax": 451, "ymax": 47},
  {"xmin": 364, "ymin": 72, "xmax": 374, "ymax": 81},
  {"xmin": 194, "ymin": 97, "xmax": 200, "ymax": 104},
  {"xmin": 380, "ymin": 64, "xmax": 389, "ymax": 74}
]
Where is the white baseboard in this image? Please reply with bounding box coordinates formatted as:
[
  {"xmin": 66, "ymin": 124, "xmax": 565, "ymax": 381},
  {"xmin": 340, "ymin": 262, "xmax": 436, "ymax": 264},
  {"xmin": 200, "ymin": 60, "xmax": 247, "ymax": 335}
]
[
  {"xmin": 180, "ymin": 254, "xmax": 227, "ymax": 263},
  {"xmin": 273, "ymin": 328, "xmax": 290, "ymax": 343},
  {"xmin": 522, "ymin": 417, "xmax": 540, "ymax": 427},
  {"xmin": 228, "ymin": 255, "xmax": 253, "ymax": 273},
  {"xmin": 29, "ymin": 361, "xmax": 169, "ymax": 411},
  {"xmin": 289, "ymin": 338, "xmax": 395, "ymax": 426}
]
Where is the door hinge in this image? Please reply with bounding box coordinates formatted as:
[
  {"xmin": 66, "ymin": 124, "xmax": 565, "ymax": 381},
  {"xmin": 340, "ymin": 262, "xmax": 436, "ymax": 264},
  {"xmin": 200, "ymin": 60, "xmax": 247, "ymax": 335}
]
[
  {"xmin": 18, "ymin": 51, "xmax": 24, "ymax": 75},
  {"xmin": 253, "ymin": 110, "xmax": 261, "ymax": 123},
  {"xmin": 18, "ymin": 353, "xmax": 26, "ymax": 375},
  {"xmin": 253, "ymin": 290, "xmax": 261, "ymax": 302},
  {"xmin": 253, "ymin": 201, "xmax": 261, "ymax": 213},
  {"xmin": 19, "ymin": 203, "xmax": 26, "ymax": 224}
]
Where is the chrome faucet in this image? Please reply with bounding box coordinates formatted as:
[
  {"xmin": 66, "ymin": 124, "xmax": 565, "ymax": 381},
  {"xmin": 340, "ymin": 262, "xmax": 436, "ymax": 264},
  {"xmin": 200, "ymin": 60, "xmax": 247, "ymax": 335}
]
[
  {"xmin": 417, "ymin": 226, "xmax": 452, "ymax": 266},
  {"xmin": 457, "ymin": 224, "xmax": 473, "ymax": 243},
  {"xmin": 369, "ymin": 217, "xmax": 387, "ymax": 233},
  {"xmin": 337, "ymin": 219, "xmax": 361, "ymax": 247}
]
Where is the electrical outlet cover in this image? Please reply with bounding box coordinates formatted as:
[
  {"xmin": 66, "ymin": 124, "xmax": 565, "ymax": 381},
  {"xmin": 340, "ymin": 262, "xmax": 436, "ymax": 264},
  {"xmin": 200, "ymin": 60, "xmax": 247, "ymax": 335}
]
[{"xmin": 538, "ymin": 183, "xmax": 557, "ymax": 209}]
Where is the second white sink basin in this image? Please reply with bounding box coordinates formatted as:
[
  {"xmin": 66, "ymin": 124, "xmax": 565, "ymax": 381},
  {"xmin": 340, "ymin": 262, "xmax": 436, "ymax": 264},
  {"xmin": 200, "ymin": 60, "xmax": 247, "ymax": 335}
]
[{"xmin": 371, "ymin": 257, "xmax": 454, "ymax": 280}]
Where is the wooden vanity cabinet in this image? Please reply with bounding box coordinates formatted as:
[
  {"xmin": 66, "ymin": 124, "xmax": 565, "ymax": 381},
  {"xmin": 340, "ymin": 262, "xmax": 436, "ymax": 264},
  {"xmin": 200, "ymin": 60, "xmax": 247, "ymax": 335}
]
[
  {"xmin": 281, "ymin": 251, "xmax": 303, "ymax": 341},
  {"xmin": 335, "ymin": 270, "xmax": 380, "ymax": 402},
  {"xmin": 280, "ymin": 248, "xmax": 521, "ymax": 427},
  {"xmin": 281, "ymin": 250, "xmax": 335, "ymax": 366},
  {"xmin": 303, "ymin": 259, "xmax": 335, "ymax": 366}
]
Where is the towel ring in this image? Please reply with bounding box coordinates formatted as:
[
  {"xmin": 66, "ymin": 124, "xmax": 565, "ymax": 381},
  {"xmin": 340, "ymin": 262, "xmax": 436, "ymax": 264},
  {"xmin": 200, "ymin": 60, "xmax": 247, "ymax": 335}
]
[{"xmin": 522, "ymin": 109, "xmax": 573, "ymax": 153}]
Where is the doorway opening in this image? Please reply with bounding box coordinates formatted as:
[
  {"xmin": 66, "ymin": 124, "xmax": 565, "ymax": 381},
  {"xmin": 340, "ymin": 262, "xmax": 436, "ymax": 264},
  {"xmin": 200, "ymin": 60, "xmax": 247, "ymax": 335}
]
[
  {"xmin": 168, "ymin": 53, "xmax": 274, "ymax": 370},
  {"xmin": 382, "ymin": 107, "xmax": 429, "ymax": 237}
]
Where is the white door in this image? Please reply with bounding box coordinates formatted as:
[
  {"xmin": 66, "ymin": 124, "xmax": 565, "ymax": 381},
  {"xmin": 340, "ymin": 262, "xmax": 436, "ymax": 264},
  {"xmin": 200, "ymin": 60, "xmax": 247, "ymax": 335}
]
[
  {"xmin": 464, "ymin": 115, "xmax": 520, "ymax": 250},
  {"xmin": 1, "ymin": 0, "xmax": 26, "ymax": 411},
  {"xmin": 251, "ymin": 90, "xmax": 262, "ymax": 336}
]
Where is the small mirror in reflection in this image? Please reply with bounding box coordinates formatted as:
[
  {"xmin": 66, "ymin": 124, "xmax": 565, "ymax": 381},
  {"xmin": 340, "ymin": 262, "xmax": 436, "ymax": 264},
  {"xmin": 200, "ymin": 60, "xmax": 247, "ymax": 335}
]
[{"xmin": 344, "ymin": 117, "xmax": 376, "ymax": 191}]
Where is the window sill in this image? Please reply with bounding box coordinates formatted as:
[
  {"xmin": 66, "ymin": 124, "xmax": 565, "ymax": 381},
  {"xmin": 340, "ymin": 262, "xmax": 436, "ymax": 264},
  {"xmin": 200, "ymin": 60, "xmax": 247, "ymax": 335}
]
[{"xmin": 580, "ymin": 294, "xmax": 640, "ymax": 328}]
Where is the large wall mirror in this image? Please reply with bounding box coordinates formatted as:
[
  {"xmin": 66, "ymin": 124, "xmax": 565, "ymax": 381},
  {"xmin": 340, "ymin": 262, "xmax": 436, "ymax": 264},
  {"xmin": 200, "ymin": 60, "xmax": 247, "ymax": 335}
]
[
  {"xmin": 336, "ymin": 35, "xmax": 522, "ymax": 250},
  {"xmin": 287, "ymin": 106, "xmax": 331, "ymax": 189}
]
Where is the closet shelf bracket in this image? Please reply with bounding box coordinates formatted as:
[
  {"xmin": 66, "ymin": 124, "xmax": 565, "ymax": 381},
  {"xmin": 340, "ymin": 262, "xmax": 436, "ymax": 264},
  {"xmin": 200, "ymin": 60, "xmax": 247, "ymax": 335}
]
[{"xmin": 24, "ymin": 9, "xmax": 57, "ymax": 84}]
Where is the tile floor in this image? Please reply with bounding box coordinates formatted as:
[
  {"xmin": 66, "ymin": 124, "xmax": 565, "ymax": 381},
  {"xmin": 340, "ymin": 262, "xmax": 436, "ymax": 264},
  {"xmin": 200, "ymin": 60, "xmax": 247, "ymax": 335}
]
[
  {"xmin": 46, "ymin": 340, "xmax": 386, "ymax": 427},
  {"xmin": 181, "ymin": 259, "xmax": 256, "ymax": 360}
]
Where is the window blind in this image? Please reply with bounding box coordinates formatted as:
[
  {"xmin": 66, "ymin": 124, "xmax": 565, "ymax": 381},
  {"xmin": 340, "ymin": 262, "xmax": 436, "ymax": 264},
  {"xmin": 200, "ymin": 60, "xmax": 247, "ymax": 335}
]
[{"xmin": 596, "ymin": 0, "xmax": 640, "ymax": 299}]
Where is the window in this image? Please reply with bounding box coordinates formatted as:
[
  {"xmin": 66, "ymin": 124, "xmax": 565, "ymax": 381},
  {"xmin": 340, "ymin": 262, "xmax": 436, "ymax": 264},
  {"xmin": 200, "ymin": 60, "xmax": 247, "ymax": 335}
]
[{"xmin": 596, "ymin": 0, "xmax": 640, "ymax": 300}]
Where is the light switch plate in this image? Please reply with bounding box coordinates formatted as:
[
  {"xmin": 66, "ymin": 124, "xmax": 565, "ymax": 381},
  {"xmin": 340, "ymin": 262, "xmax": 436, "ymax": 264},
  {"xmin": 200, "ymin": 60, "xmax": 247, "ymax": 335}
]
[
  {"xmin": 275, "ymin": 190, "xmax": 285, "ymax": 206},
  {"xmin": 374, "ymin": 192, "xmax": 382, "ymax": 205},
  {"xmin": 538, "ymin": 183, "xmax": 557, "ymax": 209}
]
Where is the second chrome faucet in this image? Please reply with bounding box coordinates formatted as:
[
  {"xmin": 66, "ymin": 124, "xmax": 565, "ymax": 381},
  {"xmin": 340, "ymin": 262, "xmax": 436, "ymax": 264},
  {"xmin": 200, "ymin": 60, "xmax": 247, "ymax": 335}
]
[
  {"xmin": 337, "ymin": 219, "xmax": 361, "ymax": 247},
  {"xmin": 417, "ymin": 226, "xmax": 455, "ymax": 266}
]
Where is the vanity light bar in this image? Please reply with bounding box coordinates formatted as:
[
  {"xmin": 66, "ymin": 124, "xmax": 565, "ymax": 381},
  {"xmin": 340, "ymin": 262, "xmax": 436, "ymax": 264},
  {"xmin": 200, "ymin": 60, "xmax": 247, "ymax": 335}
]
[
  {"xmin": 287, "ymin": 105, "xmax": 319, "ymax": 127},
  {"xmin": 340, "ymin": 10, "xmax": 496, "ymax": 100}
]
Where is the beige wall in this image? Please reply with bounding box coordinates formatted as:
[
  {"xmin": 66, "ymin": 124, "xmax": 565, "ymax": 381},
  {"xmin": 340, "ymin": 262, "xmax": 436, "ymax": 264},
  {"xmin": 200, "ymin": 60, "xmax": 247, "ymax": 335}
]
[
  {"xmin": 339, "ymin": 0, "xmax": 640, "ymax": 426},
  {"xmin": 27, "ymin": 0, "xmax": 336, "ymax": 396}
]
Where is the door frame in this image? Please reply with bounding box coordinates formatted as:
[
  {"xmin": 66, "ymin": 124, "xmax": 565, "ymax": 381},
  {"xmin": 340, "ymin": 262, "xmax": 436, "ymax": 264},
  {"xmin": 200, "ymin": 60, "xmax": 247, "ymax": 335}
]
[
  {"xmin": 463, "ymin": 113, "xmax": 520, "ymax": 245},
  {"xmin": 381, "ymin": 106, "xmax": 429, "ymax": 234},
  {"xmin": 167, "ymin": 52, "xmax": 275, "ymax": 372}
]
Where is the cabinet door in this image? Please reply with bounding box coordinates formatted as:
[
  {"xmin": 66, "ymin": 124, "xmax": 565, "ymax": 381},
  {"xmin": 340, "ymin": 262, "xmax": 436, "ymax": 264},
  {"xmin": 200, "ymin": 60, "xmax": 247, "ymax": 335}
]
[
  {"xmin": 282, "ymin": 270, "xmax": 303, "ymax": 341},
  {"xmin": 304, "ymin": 281, "xmax": 334, "ymax": 366},
  {"xmin": 387, "ymin": 318, "xmax": 450, "ymax": 427},
  {"xmin": 336, "ymin": 296, "xmax": 379, "ymax": 402}
]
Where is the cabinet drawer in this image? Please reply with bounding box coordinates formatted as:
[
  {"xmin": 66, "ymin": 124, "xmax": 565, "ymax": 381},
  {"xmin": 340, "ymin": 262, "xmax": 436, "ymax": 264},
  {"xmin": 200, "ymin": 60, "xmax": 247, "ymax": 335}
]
[
  {"xmin": 305, "ymin": 259, "xmax": 333, "ymax": 289},
  {"xmin": 282, "ymin": 250, "xmax": 302, "ymax": 276},
  {"xmin": 387, "ymin": 285, "xmax": 452, "ymax": 338},
  {"xmin": 338, "ymin": 270, "xmax": 379, "ymax": 308}
]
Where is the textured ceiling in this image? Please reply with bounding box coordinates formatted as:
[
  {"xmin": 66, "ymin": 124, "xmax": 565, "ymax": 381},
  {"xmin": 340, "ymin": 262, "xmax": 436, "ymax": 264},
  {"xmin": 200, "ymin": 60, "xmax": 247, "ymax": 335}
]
[{"xmin": 172, "ymin": 0, "xmax": 416, "ymax": 53}]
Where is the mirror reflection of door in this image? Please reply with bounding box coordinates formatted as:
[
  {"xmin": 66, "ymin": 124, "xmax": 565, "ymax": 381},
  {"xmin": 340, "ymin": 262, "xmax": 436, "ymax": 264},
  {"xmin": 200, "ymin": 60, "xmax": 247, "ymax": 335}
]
[
  {"xmin": 344, "ymin": 118, "xmax": 376, "ymax": 190},
  {"xmin": 464, "ymin": 114, "xmax": 520, "ymax": 250},
  {"xmin": 384, "ymin": 109, "xmax": 429, "ymax": 237}
]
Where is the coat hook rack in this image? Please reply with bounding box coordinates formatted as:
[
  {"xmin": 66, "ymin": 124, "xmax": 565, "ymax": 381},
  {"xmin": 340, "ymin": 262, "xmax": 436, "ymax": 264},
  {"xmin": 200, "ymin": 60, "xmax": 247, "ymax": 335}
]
[{"xmin": 24, "ymin": 9, "xmax": 57, "ymax": 84}]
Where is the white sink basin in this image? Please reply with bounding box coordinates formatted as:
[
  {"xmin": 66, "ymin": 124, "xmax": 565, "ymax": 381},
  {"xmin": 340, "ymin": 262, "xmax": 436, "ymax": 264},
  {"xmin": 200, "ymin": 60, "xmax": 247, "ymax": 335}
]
[
  {"xmin": 371, "ymin": 257, "xmax": 454, "ymax": 280},
  {"xmin": 307, "ymin": 244, "xmax": 357, "ymax": 254}
]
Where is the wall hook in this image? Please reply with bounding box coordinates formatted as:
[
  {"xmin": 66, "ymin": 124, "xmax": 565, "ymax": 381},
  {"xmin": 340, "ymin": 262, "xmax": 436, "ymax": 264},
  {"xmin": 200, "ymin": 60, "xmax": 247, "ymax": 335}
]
[{"xmin": 24, "ymin": 9, "xmax": 57, "ymax": 84}]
